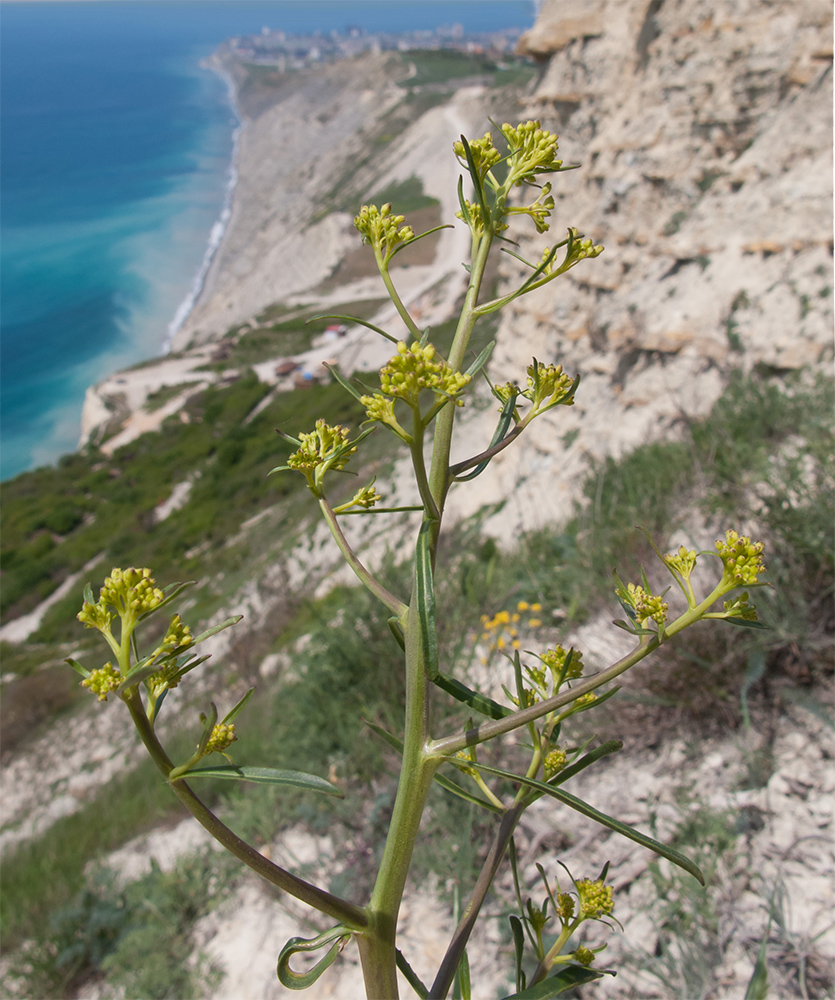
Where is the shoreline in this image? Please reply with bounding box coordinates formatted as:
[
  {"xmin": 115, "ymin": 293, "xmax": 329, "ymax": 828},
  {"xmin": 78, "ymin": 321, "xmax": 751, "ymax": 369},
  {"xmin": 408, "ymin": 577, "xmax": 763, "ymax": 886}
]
[{"xmin": 162, "ymin": 53, "xmax": 245, "ymax": 354}]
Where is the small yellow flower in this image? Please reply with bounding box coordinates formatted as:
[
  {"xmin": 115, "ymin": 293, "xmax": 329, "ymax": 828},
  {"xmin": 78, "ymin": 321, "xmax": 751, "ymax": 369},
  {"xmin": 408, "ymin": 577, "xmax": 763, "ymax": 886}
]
[{"xmin": 81, "ymin": 663, "xmax": 122, "ymax": 702}]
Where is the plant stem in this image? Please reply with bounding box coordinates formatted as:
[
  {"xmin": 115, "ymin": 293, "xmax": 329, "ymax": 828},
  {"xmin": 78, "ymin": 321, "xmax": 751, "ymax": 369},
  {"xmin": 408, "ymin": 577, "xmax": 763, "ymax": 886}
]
[
  {"xmin": 359, "ymin": 584, "xmax": 441, "ymax": 998},
  {"xmin": 319, "ymin": 497, "xmax": 409, "ymax": 619},
  {"xmin": 123, "ymin": 688, "xmax": 368, "ymax": 930},
  {"xmin": 429, "ymin": 804, "xmax": 524, "ymax": 999}
]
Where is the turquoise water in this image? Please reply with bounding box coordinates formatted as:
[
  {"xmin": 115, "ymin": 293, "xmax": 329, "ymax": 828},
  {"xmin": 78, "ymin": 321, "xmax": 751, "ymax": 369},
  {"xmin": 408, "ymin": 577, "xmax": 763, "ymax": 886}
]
[{"xmin": 0, "ymin": 1, "xmax": 533, "ymax": 480}]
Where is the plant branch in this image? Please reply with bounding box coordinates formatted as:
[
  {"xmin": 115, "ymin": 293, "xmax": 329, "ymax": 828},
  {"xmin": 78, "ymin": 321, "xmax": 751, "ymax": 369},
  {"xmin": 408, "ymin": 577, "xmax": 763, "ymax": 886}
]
[
  {"xmin": 319, "ymin": 497, "xmax": 409, "ymax": 619},
  {"xmin": 429, "ymin": 637, "xmax": 660, "ymax": 757},
  {"xmin": 123, "ymin": 688, "xmax": 368, "ymax": 929},
  {"xmin": 429, "ymin": 804, "xmax": 524, "ymax": 999}
]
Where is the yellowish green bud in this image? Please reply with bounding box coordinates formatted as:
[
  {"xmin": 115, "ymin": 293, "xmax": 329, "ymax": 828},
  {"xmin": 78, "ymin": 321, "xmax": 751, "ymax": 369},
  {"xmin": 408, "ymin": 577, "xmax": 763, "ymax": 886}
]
[
  {"xmin": 556, "ymin": 892, "xmax": 575, "ymax": 921},
  {"xmin": 544, "ymin": 747, "xmax": 568, "ymax": 775},
  {"xmin": 722, "ymin": 592, "xmax": 759, "ymax": 621},
  {"xmin": 96, "ymin": 567, "xmax": 165, "ymax": 620},
  {"xmin": 573, "ymin": 945, "xmax": 595, "ymax": 967},
  {"xmin": 540, "ymin": 645, "xmax": 584, "ymax": 683},
  {"xmin": 286, "ymin": 419, "xmax": 356, "ymax": 488},
  {"xmin": 626, "ymin": 583, "xmax": 668, "ymax": 625},
  {"xmin": 716, "ymin": 530, "xmax": 766, "ymax": 585},
  {"xmin": 664, "ymin": 545, "xmax": 698, "ymax": 579},
  {"xmin": 576, "ymin": 878, "xmax": 614, "ymax": 918},
  {"xmin": 353, "ymin": 203, "xmax": 414, "ymax": 257},
  {"xmin": 377, "ymin": 341, "xmax": 470, "ymax": 409},
  {"xmin": 453, "ymin": 132, "xmax": 501, "ymax": 179},
  {"xmin": 204, "ymin": 722, "xmax": 237, "ymax": 755},
  {"xmin": 81, "ymin": 662, "xmax": 122, "ymax": 702}
]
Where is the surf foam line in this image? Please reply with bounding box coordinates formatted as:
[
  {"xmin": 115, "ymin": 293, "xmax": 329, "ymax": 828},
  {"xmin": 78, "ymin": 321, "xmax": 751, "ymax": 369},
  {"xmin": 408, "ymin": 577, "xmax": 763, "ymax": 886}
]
[{"xmin": 163, "ymin": 58, "xmax": 244, "ymax": 353}]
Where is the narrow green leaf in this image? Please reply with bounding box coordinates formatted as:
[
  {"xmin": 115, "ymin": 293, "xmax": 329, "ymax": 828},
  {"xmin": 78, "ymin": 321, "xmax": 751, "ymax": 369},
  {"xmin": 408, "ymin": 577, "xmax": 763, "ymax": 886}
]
[
  {"xmin": 362, "ymin": 718, "xmax": 404, "ymax": 754},
  {"xmin": 459, "ymin": 134, "xmax": 490, "ymax": 220},
  {"xmin": 189, "ymin": 615, "xmax": 244, "ymax": 646},
  {"xmin": 220, "ymin": 687, "xmax": 255, "ymax": 725},
  {"xmin": 509, "ymin": 915, "xmax": 526, "ymax": 994},
  {"xmin": 323, "ymin": 363, "xmax": 366, "ymax": 402},
  {"xmin": 454, "ymin": 946, "xmax": 471, "ymax": 1000},
  {"xmin": 65, "ymin": 657, "xmax": 90, "ymax": 678},
  {"xmin": 415, "ymin": 521, "xmax": 439, "ymax": 679},
  {"xmin": 83, "ymin": 583, "xmax": 94, "ymax": 605},
  {"xmin": 464, "ymin": 341, "xmax": 495, "ymax": 379},
  {"xmin": 396, "ymin": 950, "xmax": 429, "ymax": 999},
  {"xmin": 309, "ymin": 314, "xmax": 399, "ymax": 344},
  {"xmin": 183, "ymin": 765, "xmax": 343, "ymax": 795},
  {"xmin": 501, "ymin": 966, "xmax": 608, "ymax": 999},
  {"xmin": 744, "ymin": 937, "xmax": 769, "ymax": 999},
  {"xmin": 453, "ymin": 758, "xmax": 705, "ymax": 884},
  {"xmin": 196, "ymin": 703, "xmax": 219, "ymax": 757},
  {"xmin": 277, "ymin": 926, "xmax": 350, "ymax": 990},
  {"xmin": 390, "ymin": 224, "xmax": 454, "ymax": 259},
  {"xmin": 433, "ymin": 672, "xmax": 512, "ymax": 719},
  {"xmin": 722, "ymin": 617, "xmax": 770, "ymax": 630},
  {"xmin": 387, "ymin": 616, "xmax": 406, "ymax": 651},
  {"xmin": 549, "ymin": 741, "xmax": 623, "ymax": 787},
  {"xmin": 454, "ymin": 392, "xmax": 518, "ymax": 482},
  {"xmin": 456, "ymin": 174, "xmax": 471, "ymax": 224}
]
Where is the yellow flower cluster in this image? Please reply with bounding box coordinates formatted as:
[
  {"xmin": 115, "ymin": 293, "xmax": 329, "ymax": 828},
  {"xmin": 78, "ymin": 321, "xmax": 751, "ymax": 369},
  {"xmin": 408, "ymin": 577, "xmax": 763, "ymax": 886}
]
[
  {"xmin": 539, "ymin": 645, "xmax": 584, "ymax": 684},
  {"xmin": 664, "ymin": 545, "xmax": 698, "ymax": 579},
  {"xmin": 374, "ymin": 341, "xmax": 470, "ymax": 410},
  {"xmin": 79, "ymin": 568, "xmax": 164, "ymax": 630},
  {"xmin": 353, "ymin": 203, "xmax": 414, "ymax": 257},
  {"xmin": 573, "ymin": 946, "xmax": 595, "ymax": 967},
  {"xmin": 287, "ymin": 419, "xmax": 355, "ymax": 474},
  {"xmin": 525, "ymin": 362, "xmax": 573, "ymax": 405},
  {"xmin": 556, "ymin": 892, "xmax": 575, "ymax": 921},
  {"xmin": 544, "ymin": 746, "xmax": 568, "ymax": 775},
  {"xmin": 205, "ymin": 722, "xmax": 237, "ymax": 755},
  {"xmin": 716, "ymin": 530, "xmax": 766, "ymax": 585},
  {"xmin": 479, "ymin": 601, "xmax": 544, "ymax": 661},
  {"xmin": 501, "ymin": 120, "xmax": 563, "ymax": 181},
  {"xmin": 454, "ymin": 199, "xmax": 508, "ymax": 237},
  {"xmin": 152, "ymin": 614, "xmax": 193, "ymax": 661},
  {"xmin": 626, "ymin": 583, "xmax": 668, "ymax": 626},
  {"xmin": 576, "ymin": 878, "xmax": 614, "ymax": 918},
  {"xmin": 81, "ymin": 662, "xmax": 122, "ymax": 702},
  {"xmin": 452, "ymin": 131, "xmax": 501, "ymax": 179}
]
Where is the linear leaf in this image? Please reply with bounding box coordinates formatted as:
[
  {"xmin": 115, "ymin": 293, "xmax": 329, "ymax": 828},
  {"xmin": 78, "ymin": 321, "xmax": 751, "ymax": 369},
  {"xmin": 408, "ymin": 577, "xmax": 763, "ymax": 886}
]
[
  {"xmin": 453, "ymin": 759, "xmax": 704, "ymax": 884},
  {"xmin": 390, "ymin": 224, "xmax": 454, "ymax": 259},
  {"xmin": 310, "ymin": 314, "xmax": 399, "ymax": 344},
  {"xmin": 220, "ymin": 687, "xmax": 255, "ymax": 725},
  {"xmin": 189, "ymin": 616, "xmax": 244, "ymax": 646},
  {"xmin": 433, "ymin": 672, "xmax": 512, "ymax": 719},
  {"xmin": 183, "ymin": 765, "xmax": 343, "ymax": 795},
  {"xmin": 501, "ymin": 966, "xmax": 609, "ymax": 998},
  {"xmin": 65, "ymin": 657, "xmax": 90, "ymax": 678},
  {"xmin": 323, "ymin": 363, "xmax": 366, "ymax": 402},
  {"xmin": 415, "ymin": 521, "xmax": 439, "ymax": 679},
  {"xmin": 277, "ymin": 926, "xmax": 350, "ymax": 990}
]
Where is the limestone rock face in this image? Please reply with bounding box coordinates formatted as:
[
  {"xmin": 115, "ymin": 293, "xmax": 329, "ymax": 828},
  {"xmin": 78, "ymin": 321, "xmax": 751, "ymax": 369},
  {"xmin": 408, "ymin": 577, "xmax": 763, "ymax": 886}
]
[{"xmin": 449, "ymin": 0, "xmax": 833, "ymax": 536}]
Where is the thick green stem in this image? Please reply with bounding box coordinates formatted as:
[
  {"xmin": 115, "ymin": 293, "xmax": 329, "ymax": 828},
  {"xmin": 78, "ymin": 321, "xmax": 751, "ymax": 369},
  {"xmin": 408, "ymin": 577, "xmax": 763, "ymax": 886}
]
[
  {"xmin": 123, "ymin": 689, "xmax": 368, "ymax": 929},
  {"xmin": 359, "ymin": 584, "xmax": 440, "ymax": 998}
]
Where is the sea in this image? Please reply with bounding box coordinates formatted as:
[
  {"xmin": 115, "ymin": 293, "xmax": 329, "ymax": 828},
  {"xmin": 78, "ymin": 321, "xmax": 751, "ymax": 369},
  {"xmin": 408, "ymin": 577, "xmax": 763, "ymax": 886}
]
[{"xmin": 0, "ymin": 0, "xmax": 534, "ymax": 482}]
